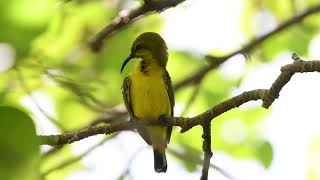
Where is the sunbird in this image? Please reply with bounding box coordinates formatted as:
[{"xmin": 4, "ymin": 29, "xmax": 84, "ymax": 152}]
[{"xmin": 121, "ymin": 32, "xmax": 174, "ymax": 173}]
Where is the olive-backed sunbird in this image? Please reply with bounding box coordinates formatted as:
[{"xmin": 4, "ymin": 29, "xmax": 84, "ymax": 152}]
[{"xmin": 121, "ymin": 32, "xmax": 174, "ymax": 173}]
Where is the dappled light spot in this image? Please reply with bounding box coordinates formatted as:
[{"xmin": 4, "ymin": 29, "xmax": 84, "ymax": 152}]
[
  {"xmin": 252, "ymin": 9, "xmax": 277, "ymax": 37},
  {"xmin": 308, "ymin": 34, "xmax": 320, "ymax": 59},
  {"xmin": 7, "ymin": 0, "xmax": 55, "ymax": 28},
  {"xmin": 0, "ymin": 43, "xmax": 15, "ymax": 72},
  {"xmin": 221, "ymin": 119, "xmax": 248, "ymax": 144},
  {"xmin": 220, "ymin": 53, "xmax": 246, "ymax": 78}
]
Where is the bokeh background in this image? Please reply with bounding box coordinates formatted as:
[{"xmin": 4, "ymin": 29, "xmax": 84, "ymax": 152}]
[{"xmin": 1, "ymin": 0, "xmax": 320, "ymax": 179}]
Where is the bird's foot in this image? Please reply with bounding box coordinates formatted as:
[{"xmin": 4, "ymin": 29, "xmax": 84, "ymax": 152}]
[{"xmin": 159, "ymin": 114, "xmax": 168, "ymax": 124}]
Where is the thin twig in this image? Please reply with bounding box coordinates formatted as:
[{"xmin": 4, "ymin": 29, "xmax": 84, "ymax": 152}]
[
  {"xmin": 173, "ymin": 4, "xmax": 320, "ymax": 91},
  {"xmin": 167, "ymin": 147, "xmax": 236, "ymax": 180},
  {"xmin": 33, "ymin": 57, "xmax": 107, "ymax": 113},
  {"xmin": 41, "ymin": 133, "xmax": 118, "ymax": 177},
  {"xmin": 44, "ymin": 69, "xmax": 106, "ymax": 112},
  {"xmin": 117, "ymin": 147, "xmax": 145, "ymax": 180},
  {"xmin": 181, "ymin": 81, "xmax": 202, "ymax": 116},
  {"xmin": 15, "ymin": 68, "xmax": 67, "ymax": 132},
  {"xmin": 89, "ymin": 105, "xmax": 128, "ymax": 126}
]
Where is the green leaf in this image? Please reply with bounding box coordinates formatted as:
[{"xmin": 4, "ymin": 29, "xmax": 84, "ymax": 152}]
[
  {"xmin": 241, "ymin": 0, "xmax": 293, "ymax": 39},
  {"xmin": 173, "ymin": 126, "xmax": 203, "ymax": 152},
  {"xmin": 0, "ymin": 0, "xmax": 56, "ymax": 58},
  {"xmin": 167, "ymin": 51, "xmax": 203, "ymax": 83},
  {"xmin": 240, "ymin": 0, "xmax": 257, "ymax": 38},
  {"xmin": 212, "ymin": 107, "xmax": 272, "ymax": 167},
  {"xmin": 0, "ymin": 106, "xmax": 40, "ymax": 180},
  {"xmin": 259, "ymin": 26, "xmax": 316, "ymax": 61},
  {"xmin": 263, "ymin": 0, "xmax": 293, "ymax": 21},
  {"xmin": 53, "ymin": 88, "xmax": 95, "ymax": 130},
  {"xmin": 256, "ymin": 141, "xmax": 273, "ymax": 168}
]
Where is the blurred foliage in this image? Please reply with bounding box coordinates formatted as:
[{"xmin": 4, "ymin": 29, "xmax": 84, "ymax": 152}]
[
  {"xmin": 0, "ymin": 0, "xmax": 320, "ymax": 179},
  {"xmin": 308, "ymin": 132, "xmax": 320, "ymax": 180},
  {"xmin": 0, "ymin": 106, "xmax": 39, "ymax": 180},
  {"xmin": 241, "ymin": 0, "xmax": 320, "ymax": 61},
  {"xmin": 212, "ymin": 107, "xmax": 272, "ymax": 167},
  {"xmin": 41, "ymin": 145, "xmax": 82, "ymax": 180}
]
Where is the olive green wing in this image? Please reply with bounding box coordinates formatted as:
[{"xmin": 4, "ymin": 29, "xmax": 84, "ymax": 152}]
[
  {"xmin": 163, "ymin": 70, "xmax": 175, "ymax": 143},
  {"xmin": 122, "ymin": 76, "xmax": 151, "ymax": 145},
  {"xmin": 122, "ymin": 77, "xmax": 134, "ymax": 118}
]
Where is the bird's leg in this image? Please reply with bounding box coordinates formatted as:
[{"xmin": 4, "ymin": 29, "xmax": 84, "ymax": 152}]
[{"xmin": 130, "ymin": 117, "xmax": 136, "ymax": 122}]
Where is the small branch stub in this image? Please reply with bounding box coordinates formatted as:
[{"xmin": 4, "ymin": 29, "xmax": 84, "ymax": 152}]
[{"xmin": 200, "ymin": 121, "xmax": 213, "ymax": 180}]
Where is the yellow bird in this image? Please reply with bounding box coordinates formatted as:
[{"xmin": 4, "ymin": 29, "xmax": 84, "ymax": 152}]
[{"xmin": 121, "ymin": 32, "xmax": 174, "ymax": 173}]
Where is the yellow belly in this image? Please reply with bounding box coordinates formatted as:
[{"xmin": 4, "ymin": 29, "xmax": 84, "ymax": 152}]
[
  {"xmin": 131, "ymin": 76, "xmax": 170, "ymax": 119},
  {"xmin": 130, "ymin": 71, "xmax": 171, "ymax": 149}
]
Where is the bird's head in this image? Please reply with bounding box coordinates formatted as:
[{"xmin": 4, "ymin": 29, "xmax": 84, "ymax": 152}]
[{"xmin": 121, "ymin": 32, "xmax": 168, "ymax": 73}]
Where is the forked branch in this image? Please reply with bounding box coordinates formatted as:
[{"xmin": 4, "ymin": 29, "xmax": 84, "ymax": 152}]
[{"xmin": 38, "ymin": 54, "xmax": 320, "ymax": 179}]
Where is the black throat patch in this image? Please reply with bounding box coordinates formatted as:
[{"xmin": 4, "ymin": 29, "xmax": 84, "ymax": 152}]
[{"xmin": 140, "ymin": 60, "xmax": 149, "ymax": 75}]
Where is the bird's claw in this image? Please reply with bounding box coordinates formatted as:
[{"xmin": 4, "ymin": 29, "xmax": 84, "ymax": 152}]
[{"xmin": 159, "ymin": 114, "xmax": 167, "ymax": 123}]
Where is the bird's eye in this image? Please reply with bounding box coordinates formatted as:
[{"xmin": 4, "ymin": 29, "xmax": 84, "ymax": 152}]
[{"xmin": 135, "ymin": 44, "xmax": 145, "ymax": 51}]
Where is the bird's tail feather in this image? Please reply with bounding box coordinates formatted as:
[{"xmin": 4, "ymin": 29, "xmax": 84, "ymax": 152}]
[{"xmin": 153, "ymin": 149, "xmax": 167, "ymax": 173}]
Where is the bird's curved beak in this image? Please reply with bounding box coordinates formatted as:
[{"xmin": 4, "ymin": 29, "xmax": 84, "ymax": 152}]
[{"xmin": 120, "ymin": 54, "xmax": 134, "ymax": 73}]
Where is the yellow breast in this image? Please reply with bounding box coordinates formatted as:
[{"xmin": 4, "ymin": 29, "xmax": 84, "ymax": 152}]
[{"xmin": 130, "ymin": 66, "xmax": 171, "ymax": 119}]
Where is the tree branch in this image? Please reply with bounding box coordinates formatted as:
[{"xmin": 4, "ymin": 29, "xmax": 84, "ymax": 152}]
[
  {"xmin": 89, "ymin": 0, "xmax": 185, "ymax": 51},
  {"xmin": 38, "ymin": 54, "xmax": 320, "ymax": 146},
  {"xmin": 173, "ymin": 4, "xmax": 320, "ymax": 91},
  {"xmin": 262, "ymin": 53, "xmax": 320, "ymax": 108},
  {"xmin": 38, "ymin": 54, "xmax": 320, "ymax": 180}
]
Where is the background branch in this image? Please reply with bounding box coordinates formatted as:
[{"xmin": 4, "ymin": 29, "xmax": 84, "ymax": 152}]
[
  {"xmin": 89, "ymin": 105, "xmax": 128, "ymax": 126},
  {"xmin": 89, "ymin": 0, "xmax": 185, "ymax": 51},
  {"xmin": 181, "ymin": 80, "xmax": 202, "ymax": 116},
  {"xmin": 41, "ymin": 134, "xmax": 118, "ymax": 178},
  {"xmin": 43, "ymin": 68, "xmax": 107, "ymax": 113},
  {"xmin": 116, "ymin": 147, "xmax": 145, "ymax": 180},
  {"xmin": 173, "ymin": 4, "xmax": 320, "ymax": 91},
  {"xmin": 167, "ymin": 147, "xmax": 236, "ymax": 180},
  {"xmin": 16, "ymin": 68, "xmax": 67, "ymax": 132}
]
